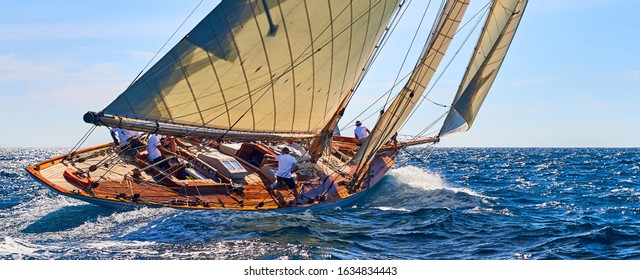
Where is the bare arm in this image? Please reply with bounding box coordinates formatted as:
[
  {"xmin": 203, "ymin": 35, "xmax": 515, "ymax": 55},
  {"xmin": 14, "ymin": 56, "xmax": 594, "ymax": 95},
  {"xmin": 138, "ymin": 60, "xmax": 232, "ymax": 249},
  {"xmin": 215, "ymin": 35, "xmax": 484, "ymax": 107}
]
[{"xmin": 110, "ymin": 130, "xmax": 119, "ymax": 146}]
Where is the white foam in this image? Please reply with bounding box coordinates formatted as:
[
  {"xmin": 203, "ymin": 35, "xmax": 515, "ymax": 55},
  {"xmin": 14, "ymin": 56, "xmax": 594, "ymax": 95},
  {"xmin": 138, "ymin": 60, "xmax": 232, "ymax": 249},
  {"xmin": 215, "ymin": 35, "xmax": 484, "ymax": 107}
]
[
  {"xmin": 0, "ymin": 236, "xmax": 59, "ymax": 259},
  {"xmin": 536, "ymin": 200, "xmax": 563, "ymax": 208},
  {"xmin": 388, "ymin": 166, "xmax": 487, "ymax": 198},
  {"xmin": 373, "ymin": 206, "xmax": 411, "ymax": 212},
  {"xmin": 67, "ymin": 207, "xmax": 176, "ymax": 239},
  {"xmin": 84, "ymin": 240, "xmax": 157, "ymax": 250},
  {"xmin": 375, "ymin": 166, "xmax": 491, "ymax": 210},
  {"xmin": 465, "ymin": 206, "xmax": 514, "ymax": 216}
]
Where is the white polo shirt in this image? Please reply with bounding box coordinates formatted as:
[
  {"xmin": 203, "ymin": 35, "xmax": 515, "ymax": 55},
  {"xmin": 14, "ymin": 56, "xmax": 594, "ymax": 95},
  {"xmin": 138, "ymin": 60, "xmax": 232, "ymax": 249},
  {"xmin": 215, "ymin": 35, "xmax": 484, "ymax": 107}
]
[
  {"xmin": 275, "ymin": 153, "xmax": 297, "ymax": 178},
  {"xmin": 354, "ymin": 126, "xmax": 370, "ymax": 140},
  {"xmin": 111, "ymin": 128, "xmax": 139, "ymax": 147},
  {"xmin": 147, "ymin": 134, "xmax": 162, "ymax": 161}
]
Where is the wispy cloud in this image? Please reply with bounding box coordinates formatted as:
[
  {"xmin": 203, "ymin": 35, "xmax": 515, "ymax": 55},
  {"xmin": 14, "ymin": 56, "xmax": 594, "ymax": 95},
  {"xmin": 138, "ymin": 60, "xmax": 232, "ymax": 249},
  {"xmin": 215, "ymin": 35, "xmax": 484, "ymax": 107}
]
[
  {"xmin": 578, "ymin": 98, "xmax": 616, "ymax": 110},
  {"xmin": 1, "ymin": 54, "xmax": 125, "ymax": 83},
  {"xmin": 527, "ymin": 0, "xmax": 612, "ymax": 14},
  {"xmin": 25, "ymin": 82, "xmax": 124, "ymax": 108},
  {"xmin": 508, "ymin": 77, "xmax": 551, "ymax": 87},
  {"xmin": 121, "ymin": 50, "xmax": 157, "ymax": 60},
  {"xmin": 0, "ymin": 54, "xmax": 63, "ymax": 82},
  {"xmin": 623, "ymin": 71, "xmax": 640, "ymax": 83},
  {"xmin": 0, "ymin": 55, "xmax": 128, "ymax": 106},
  {"xmin": 0, "ymin": 20, "xmax": 178, "ymax": 41}
]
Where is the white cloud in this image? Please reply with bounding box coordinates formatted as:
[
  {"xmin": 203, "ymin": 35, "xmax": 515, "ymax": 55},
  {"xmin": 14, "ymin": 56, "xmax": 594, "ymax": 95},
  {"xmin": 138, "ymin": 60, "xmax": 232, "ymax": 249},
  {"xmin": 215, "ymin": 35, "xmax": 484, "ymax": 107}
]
[
  {"xmin": 508, "ymin": 77, "xmax": 550, "ymax": 87},
  {"xmin": 121, "ymin": 50, "xmax": 157, "ymax": 60},
  {"xmin": 0, "ymin": 20, "xmax": 179, "ymax": 41},
  {"xmin": 623, "ymin": 71, "xmax": 640, "ymax": 83},
  {"xmin": 25, "ymin": 82, "xmax": 123, "ymax": 107},
  {"xmin": 0, "ymin": 54, "xmax": 64, "ymax": 83},
  {"xmin": 0, "ymin": 55, "xmax": 127, "ymax": 105}
]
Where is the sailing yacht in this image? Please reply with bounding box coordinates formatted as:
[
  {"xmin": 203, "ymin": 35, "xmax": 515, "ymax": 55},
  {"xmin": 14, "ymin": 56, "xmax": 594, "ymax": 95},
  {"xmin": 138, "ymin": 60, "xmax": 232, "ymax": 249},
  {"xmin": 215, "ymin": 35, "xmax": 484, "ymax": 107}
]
[{"xmin": 26, "ymin": 0, "xmax": 528, "ymax": 211}]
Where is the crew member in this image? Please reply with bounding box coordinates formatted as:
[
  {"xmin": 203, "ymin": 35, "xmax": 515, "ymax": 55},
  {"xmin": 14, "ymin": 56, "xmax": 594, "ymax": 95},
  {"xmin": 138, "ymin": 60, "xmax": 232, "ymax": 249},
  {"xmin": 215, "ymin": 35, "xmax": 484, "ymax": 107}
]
[
  {"xmin": 354, "ymin": 120, "xmax": 371, "ymax": 146},
  {"xmin": 147, "ymin": 134, "xmax": 170, "ymax": 169},
  {"xmin": 274, "ymin": 147, "xmax": 301, "ymax": 206}
]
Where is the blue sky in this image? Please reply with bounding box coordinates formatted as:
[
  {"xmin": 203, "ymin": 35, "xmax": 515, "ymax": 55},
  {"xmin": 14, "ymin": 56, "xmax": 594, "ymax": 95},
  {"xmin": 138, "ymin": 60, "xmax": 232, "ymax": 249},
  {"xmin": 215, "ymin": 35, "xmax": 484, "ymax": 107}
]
[{"xmin": 1, "ymin": 0, "xmax": 638, "ymax": 148}]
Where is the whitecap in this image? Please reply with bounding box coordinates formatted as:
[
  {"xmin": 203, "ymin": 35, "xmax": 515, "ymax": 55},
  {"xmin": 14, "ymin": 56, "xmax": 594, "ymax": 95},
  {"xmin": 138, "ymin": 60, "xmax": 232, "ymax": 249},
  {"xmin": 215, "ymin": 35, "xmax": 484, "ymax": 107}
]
[
  {"xmin": 388, "ymin": 166, "xmax": 488, "ymax": 198},
  {"xmin": 373, "ymin": 206, "xmax": 411, "ymax": 212},
  {"xmin": 0, "ymin": 236, "xmax": 60, "ymax": 259},
  {"xmin": 371, "ymin": 166, "xmax": 493, "ymax": 211},
  {"xmin": 465, "ymin": 206, "xmax": 514, "ymax": 216}
]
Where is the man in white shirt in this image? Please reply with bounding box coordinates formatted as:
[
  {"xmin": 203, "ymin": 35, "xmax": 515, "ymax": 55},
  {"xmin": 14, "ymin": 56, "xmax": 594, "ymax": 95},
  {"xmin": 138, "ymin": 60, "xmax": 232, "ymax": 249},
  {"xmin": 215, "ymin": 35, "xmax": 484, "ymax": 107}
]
[
  {"xmin": 110, "ymin": 127, "xmax": 144, "ymax": 155},
  {"xmin": 274, "ymin": 147, "xmax": 300, "ymax": 206},
  {"xmin": 353, "ymin": 120, "xmax": 370, "ymax": 146},
  {"xmin": 110, "ymin": 127, "xmax": 136, "ymax": 147},
  {"xmin": 147, "ymin": 134, "xmax": 169, "ymax": 169}
]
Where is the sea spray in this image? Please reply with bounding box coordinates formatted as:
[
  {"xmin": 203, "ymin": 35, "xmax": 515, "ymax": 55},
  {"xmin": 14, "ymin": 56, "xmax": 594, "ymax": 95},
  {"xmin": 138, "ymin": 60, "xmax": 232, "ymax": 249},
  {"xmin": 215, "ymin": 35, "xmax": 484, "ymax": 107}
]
[{"xmin": 368, "ymin": 166, "xmax": 491, "ymax": 211}]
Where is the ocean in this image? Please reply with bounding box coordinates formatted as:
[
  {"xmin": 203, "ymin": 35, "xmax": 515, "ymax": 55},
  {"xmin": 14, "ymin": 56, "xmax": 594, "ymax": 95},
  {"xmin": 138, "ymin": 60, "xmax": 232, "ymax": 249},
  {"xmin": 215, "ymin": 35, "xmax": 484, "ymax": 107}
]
[{"xmin": 1, "ymin": 147, "xmax": 639, "ymax": 260}]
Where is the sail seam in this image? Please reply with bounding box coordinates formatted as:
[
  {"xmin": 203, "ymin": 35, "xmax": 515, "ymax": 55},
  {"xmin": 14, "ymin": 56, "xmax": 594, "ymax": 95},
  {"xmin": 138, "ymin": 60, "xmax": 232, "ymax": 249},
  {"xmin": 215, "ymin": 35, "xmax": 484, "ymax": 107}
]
[
  {"xmin": 342, "ymin": 0, "xmax": 412, "ymax": 131},
  {"xmin": 440, "ymin": 0, "xmax": 527, "ymax": 136},
  {"xmin": 249, "ymin": 1, "xmax": 278, "ymax": 132},
  {"xmin": 219, "ymin": 2, "xmax": 257, "ymax": 131},
  {"xmin": 173, "ymin": 51, "xmax": 206, "ymax": 126},
  {"xmin": 141, "ymin": 80, "xmax": 173, "ymax": 121},
  {"xmin": 303, "ymin": 0, "xmax": 316, "ymax": 131},
  {"xmin": 323, "ymin": 0, "xmax": 335, "ymax": 124},
  {"xmin": 337, "ymin": 2, "xmax": 354, "ymax": 124},
  {"xmin": 275, "ymin": 0, "xmax": 299, "ymax": 132}
]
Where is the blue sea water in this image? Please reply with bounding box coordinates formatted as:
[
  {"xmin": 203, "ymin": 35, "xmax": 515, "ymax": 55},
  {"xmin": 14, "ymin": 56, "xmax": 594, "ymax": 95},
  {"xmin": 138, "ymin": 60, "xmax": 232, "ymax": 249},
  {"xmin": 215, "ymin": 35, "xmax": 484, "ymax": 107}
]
[{"xmin": 1, "ymin": 147, "xmax": 639, "ymax": 260}]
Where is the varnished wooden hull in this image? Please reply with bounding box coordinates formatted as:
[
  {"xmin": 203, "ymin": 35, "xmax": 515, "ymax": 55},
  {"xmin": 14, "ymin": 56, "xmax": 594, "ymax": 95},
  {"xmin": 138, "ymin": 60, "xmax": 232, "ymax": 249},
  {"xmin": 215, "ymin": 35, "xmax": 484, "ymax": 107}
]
[{"xmin": 26, "ymin": 137, "xmax": 397, "ymax": 212}]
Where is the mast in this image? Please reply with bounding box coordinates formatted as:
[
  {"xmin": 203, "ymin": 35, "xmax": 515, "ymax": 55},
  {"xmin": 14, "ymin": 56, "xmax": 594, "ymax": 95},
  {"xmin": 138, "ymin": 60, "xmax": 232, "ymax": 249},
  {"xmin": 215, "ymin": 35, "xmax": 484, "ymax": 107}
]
[{"xmin": 351, "ymin": 0, "xmax": 469, "ymax": 174}]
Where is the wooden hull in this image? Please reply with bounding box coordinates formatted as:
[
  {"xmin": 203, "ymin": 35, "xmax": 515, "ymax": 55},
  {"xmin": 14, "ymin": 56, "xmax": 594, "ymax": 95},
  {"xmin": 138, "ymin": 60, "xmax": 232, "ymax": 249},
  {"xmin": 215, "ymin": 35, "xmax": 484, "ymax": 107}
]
[{"xmin": 26, "ymin": 137, "xmax": 397, "ymax": 212}]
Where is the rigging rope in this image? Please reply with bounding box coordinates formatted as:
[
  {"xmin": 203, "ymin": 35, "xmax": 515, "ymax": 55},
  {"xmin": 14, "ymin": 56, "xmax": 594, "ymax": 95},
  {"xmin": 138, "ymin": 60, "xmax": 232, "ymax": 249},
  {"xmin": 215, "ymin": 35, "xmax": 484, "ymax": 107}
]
[
  {"xmin": 340, "ymin": 70, "xmax": 411, "ymax": 132},
  {"xmin": 127, "ymin": 0, "xmax": 205, "ymax": 87},
  {"xmin": 342, "ymin": 0, "xmax": 411, "ymax": 110},
  {"xmin": 340, "ymin": 0, "xmax": 435, "ymax": 132},
  {"xmin": 409, "ymin": 110, "xmax": 448, "ymax": 142},
  {"xmin": 66, "ymin": 125, "xmax": 97, "ymax": 157},
  {"xmin": 396, "ymin": 2, "xmax": 491, "ymax": 138},
  {"xmin": 382, "ymin": 0, "xmax": 432, "ymax": 108},
  {"xmin": 352, "ymin": 0, "xmax": 456, "ymax": 180},
  {"xmin": 341, "ymin": 2, "xmax": 490, "ymax": 142}
]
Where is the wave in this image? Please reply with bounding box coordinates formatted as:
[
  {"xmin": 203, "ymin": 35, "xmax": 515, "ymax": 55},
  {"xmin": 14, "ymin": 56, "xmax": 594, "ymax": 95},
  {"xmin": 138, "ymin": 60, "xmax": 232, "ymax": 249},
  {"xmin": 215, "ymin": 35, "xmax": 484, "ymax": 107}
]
[
  {"xmin": 0, "ymin": 171, "xmax": 20, "ymax": 178},
  {"xmin": 365, "ymin": 166, "xmax": 491, "ymax": 211},
  {"xmin": 0, "ymin": 236, "xmax": 61, "ymax": 260}
]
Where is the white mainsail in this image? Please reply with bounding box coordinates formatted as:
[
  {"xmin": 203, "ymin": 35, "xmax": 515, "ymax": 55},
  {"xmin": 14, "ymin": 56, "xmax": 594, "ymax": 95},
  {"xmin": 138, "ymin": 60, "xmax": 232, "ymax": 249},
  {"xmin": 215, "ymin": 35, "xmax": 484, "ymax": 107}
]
[
  {"xmin": 99, "ymin": 0, "xmax": 401, "ymax": 138},
  {"xmin": 439, "ymin": 0, "xmax": 528, "ymax": 136}
]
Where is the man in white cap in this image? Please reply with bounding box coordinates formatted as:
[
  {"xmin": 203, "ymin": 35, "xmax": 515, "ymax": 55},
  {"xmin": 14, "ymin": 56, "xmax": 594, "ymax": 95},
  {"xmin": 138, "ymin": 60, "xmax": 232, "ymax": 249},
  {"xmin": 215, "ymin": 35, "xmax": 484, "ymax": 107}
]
[
  {"xmin": 354, "ymin": 120, "xmax": 371, "ymax": 146},
  {"xmin": 274, "ymin": 147, "xmax": 301, "ymax": 206}
]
